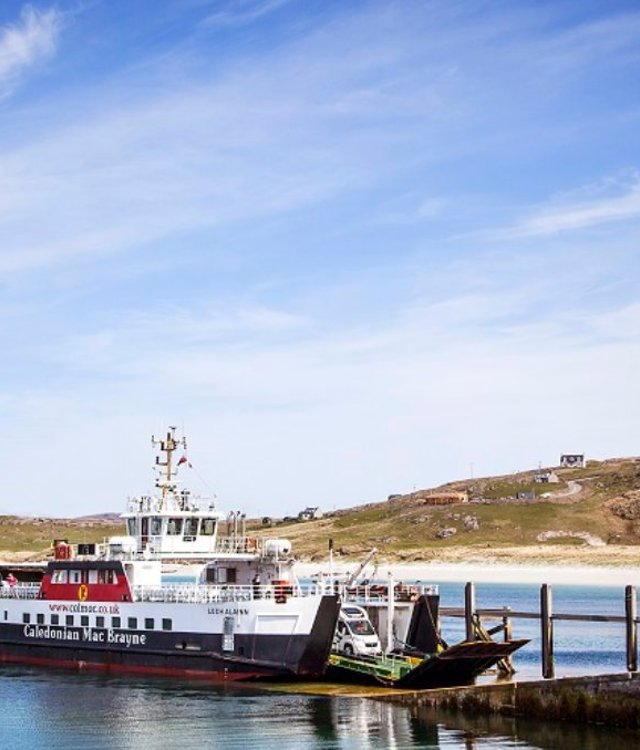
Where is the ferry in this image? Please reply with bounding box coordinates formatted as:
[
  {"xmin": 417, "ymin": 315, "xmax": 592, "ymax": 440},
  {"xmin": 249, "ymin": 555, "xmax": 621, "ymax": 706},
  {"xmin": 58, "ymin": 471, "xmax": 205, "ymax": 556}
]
[{"xmin": 0, "ymin": 428, "xmax": 340, "ymax": 681}]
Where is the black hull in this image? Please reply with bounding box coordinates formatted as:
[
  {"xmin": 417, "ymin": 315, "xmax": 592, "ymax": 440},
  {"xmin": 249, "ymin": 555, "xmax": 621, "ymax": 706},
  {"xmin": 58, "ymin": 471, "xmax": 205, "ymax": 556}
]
[
  {"xmin": 0, "ymin": 595, "xmax": 340, "ymax": 682},
  {"xmin": 327, "ymin": 639, "xmax": 530, "ymax": 689},
  {"xmin": 394, "ymin": 639, "xmax": 530, "ymax": 688}
]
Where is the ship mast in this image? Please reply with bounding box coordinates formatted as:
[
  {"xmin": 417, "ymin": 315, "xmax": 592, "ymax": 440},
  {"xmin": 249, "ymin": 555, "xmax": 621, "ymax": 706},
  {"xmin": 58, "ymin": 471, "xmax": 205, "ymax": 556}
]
[{"xmin": 152, "ymin": 426, "xmax": 187, "ymax": 510}]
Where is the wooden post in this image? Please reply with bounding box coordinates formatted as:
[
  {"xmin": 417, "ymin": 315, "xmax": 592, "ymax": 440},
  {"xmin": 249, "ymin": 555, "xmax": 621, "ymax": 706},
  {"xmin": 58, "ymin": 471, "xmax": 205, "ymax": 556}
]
[
  {"xmin": 625, "ymin": 585, "xmax": 637, "ymax": 672},
  {"xmin": 502, "ymin": 613, "xmax": 513, "ymax": 673},
  {"xmin": 465, "ymin": 582, "xmax": 476, "ymax": 642},
  {"xmin": 541, "ymin": 583, "xmax": 554, "ymax": 679}
]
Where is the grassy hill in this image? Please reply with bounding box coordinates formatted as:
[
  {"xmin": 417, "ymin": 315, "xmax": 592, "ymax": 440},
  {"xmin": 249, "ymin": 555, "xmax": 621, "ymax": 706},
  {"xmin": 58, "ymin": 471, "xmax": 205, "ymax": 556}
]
[
  {"xmin": 1, "ymin": 457, "xmax": 639, "ymax": 564},
  {"xmin": 250, "ymin": 457, "xmax": 640, "ymax": 563}
]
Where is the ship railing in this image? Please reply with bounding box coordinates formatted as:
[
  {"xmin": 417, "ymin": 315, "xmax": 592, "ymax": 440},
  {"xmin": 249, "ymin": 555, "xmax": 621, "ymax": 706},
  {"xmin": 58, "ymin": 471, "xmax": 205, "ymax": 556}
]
[
  {"xmin": 337, "ymin": 582, "xmax": 438, "ymax": 604},
  {"xmin": 213, "ymin": 536, "xmax": 261, "ymax": 554},
  {"xmin": 0, "ymin": 584, "xmax": 41, "ymax": 600},
  {"xmin": 131, "ymin": 582, "xmax": 326, "ymax": 604}
]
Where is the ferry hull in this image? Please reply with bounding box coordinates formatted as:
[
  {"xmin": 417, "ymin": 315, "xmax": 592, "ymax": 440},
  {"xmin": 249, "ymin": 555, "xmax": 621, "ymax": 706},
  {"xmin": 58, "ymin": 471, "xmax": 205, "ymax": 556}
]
[{"xmin": 0, "ymin": 594, "xmax": 340, "ymax": 682}]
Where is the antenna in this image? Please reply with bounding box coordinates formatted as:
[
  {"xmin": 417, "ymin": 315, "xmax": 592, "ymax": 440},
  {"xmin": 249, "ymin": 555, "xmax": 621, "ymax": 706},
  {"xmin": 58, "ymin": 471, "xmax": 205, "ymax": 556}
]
[{"xmin": 151, "ymin": 426, "xmax": 187, "ymax": 509}]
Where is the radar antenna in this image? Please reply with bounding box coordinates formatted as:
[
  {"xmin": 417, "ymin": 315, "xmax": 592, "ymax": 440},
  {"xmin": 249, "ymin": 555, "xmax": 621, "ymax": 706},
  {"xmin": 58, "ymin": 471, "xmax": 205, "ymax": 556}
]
[{"xmin": 151, "ymin": 426, "xmax": 187, "ymax": 509}]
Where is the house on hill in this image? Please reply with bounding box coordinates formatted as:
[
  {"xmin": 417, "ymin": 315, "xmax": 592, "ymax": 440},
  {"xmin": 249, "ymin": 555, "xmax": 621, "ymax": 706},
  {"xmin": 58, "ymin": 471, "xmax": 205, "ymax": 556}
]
[
  {"xmin": 419, "ymin": 491, "xmax": 469, "ymax": 506},
  {"xmin": 535, "ymin": 471, "xmax": 559, "ymax": 483},
  {"xmin": 298, "ymin": 506, "xmax": 322, "ymax": 521},
  {"xmin": 560, "ymin": 454, "xmax": 585, "ymax": 468}
]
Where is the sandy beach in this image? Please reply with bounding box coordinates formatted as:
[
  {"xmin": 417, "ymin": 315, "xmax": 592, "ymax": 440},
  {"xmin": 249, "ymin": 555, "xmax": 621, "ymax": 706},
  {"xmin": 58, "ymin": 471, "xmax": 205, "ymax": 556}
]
[{"xmin": 296, "ymin": 545, "xmax": 640, "ymax": 587}]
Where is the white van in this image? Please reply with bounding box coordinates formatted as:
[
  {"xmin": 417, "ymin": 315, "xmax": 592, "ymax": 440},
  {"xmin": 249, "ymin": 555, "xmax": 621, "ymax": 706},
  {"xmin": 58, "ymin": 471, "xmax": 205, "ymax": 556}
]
[{"xmin": 332, "ymin": 605, "xmax": 382, "ymax": 658}]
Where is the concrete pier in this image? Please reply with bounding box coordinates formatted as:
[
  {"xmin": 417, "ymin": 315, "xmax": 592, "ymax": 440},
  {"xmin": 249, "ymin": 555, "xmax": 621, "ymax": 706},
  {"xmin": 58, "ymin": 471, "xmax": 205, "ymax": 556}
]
[{"xmin": 382, "ymin": 672, "xmax": 640, "ymax": 729}]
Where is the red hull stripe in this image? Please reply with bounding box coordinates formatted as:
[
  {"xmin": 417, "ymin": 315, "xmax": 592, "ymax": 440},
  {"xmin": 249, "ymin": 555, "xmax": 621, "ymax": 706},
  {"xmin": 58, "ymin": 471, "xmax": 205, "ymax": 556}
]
[{"xmin": 0, "ymin": 652, "xmax": 268, "ymax": 681}]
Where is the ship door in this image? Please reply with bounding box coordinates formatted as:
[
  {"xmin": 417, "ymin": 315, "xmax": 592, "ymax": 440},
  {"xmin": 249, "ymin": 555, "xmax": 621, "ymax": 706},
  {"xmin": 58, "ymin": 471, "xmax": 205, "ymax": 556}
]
[
  {"xmin": 222, "ymin": 616, "xmax": 235, "ymax": 652},
  {"xmin": 141, "ymin": 517, "xmax": 149, "ymax": 547}
]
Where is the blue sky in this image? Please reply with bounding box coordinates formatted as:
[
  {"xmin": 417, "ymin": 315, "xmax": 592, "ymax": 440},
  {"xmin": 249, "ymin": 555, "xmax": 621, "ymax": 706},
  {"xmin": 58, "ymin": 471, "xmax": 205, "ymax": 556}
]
[{"xmin": 0, "ymin": 0, "xmax": 638, "ymax": 518}]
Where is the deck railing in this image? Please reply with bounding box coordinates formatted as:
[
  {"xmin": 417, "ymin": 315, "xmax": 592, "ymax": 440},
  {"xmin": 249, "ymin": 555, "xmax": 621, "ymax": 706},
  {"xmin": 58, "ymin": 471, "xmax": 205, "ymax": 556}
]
[
  {"xmin": 130, "ymin": 581, "xmax": 326, "ymax": 604},
  {"xmin": 0, "ymin": 584, "xmax": 40, "ymax": 599}
]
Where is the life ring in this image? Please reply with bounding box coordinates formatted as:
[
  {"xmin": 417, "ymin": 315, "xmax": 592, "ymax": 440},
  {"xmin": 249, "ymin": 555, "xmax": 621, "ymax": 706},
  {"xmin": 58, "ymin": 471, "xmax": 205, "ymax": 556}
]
[
  {"xmin": 273, "ymin": 580, "xmax": 288, "ymax": 604},
  {"xmin": 78, "ymin": 584, "xmax": 88, "ymax": 601},
  {"xmin": 246, "ymin": 537, "xmax": 257, "ymax": 552}
]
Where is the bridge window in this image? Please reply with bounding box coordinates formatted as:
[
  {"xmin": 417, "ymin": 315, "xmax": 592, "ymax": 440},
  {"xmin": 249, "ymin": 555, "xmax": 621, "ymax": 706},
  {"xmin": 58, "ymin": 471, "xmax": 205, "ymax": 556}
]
[
  {"xmin": 126, "ymin": 518, "xmax": 136, "ymax": 536},
  {"xmin": 183, "ymin": 518, "xmax": 198, "ymax": 540},
  {"xmin": 201, "ymin": 519, "xmax": 217, "ymax": 536},
  {"xmin": 88, "ymin": 570, "xmax": 98, "ymax": 584},
  {"xmin": 51, "ymin": 569, "xmax": 68, "ymax": 584},
  {"xmin": 69, "ymin": 570, "xmax": 81, "ymax": 584},
  {"xmin": 150, "ymin": 517, "xmax": 162, "ymax": 535},
  {"xmin": 167, "ymin": 518, "xmax": 183, "ymax": 535}
]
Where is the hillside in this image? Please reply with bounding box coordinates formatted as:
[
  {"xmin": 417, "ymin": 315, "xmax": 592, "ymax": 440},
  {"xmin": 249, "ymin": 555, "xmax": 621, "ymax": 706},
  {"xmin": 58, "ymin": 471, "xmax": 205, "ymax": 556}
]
[
  {"xmin": 251, "ymin": 457, "xmax": 640, "ymax": 565},
  {"xmin": 1, "ymin": 457, "xmax": 640, "ymax": 565}
]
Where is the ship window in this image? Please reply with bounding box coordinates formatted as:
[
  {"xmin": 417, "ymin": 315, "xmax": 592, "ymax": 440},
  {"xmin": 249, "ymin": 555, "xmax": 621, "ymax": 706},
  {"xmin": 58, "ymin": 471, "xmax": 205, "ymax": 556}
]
[
  {"xmin": 128, "ymin": 617, "xmax": 137, "ymax": 629},
  {"xmin": 69, "ymin": 570, "xmax": 81, "ymax": 584},
  {"xmin": 37, "ymin": 614, "xmax": 44, "ymax": 625},
  {"xmin": 66, "ymin": 615, "xmax": 74, "ymax": 626},
  {"xmin": 150, "ymin": 517, "xmax": 162, "ymax": 535},
  {"xmin": 167, "ymin": 518, "xmax": 183, "ymax": 535},
  {"xmin": 88, "ymin": 570, "xmax": 98, "ymax": 584},
  {"xmin": 183, "ymin": 518, "xmax": 198, "ymax": 540},
  {"xmin": 51, "ymin": 614, "xmax": 59, "ymax": 625},
  {"xmin": 98, "ymin": 569, "xmax": 118, "ymax": 585},
  {"xmin": 22, "ymin": 613, "xmax": 30, "ymax": 624},
  {"xmin": 201, "ymin": 518, "xmax": 216, "ymax": 536},
  {"xmin": 218, "ymin": 568, "xmax": 236, "ymax": 584},
  {"xmin": 4, "ymin": 611, "xmax": 7, "ymax": 621},
  {"xmin": 145, "ymin": 618, "xmax": 154, "ymax": 630},
  {"xmin": 96, "ymin": 616, "xmax": 105, "ymax": 628},
  {"xmin": 112, "ymin": 616, "xmax": 121, "ymax": 628},
  {"xmin": 126, "ymin": 519, "xmax": 136, "ymax": 536},
  {"xmin": 162, "ymin": 618, "xmax": 172, "ymax": 631},
  {"xmin": 81, "ymin": 616, "xmax": 89, "ymax": 627},
  {"xmin": 51, "ymin": 569, "xmax": 68, "ymax": 584}
]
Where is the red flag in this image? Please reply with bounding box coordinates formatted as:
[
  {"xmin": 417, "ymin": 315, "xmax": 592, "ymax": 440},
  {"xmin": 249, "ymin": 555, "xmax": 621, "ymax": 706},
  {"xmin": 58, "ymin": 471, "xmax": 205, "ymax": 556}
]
[{"xmin": 177, "ymin": 454, "xmax": 188, "ymax": 466}]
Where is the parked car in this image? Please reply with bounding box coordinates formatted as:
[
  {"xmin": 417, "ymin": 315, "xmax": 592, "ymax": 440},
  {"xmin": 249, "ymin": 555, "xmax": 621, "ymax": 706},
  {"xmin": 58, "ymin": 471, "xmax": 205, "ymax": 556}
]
[{"xmin": 332, "ymin": 605, "xmax": 382, "ymax": 658}]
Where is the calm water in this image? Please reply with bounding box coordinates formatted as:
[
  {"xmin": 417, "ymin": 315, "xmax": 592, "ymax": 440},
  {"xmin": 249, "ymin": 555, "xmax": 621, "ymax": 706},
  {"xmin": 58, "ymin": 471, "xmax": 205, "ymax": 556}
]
[
  {"xmin": 436, "ymin": 581, "xmax": 632, "ymax": 679},
  {"xmin": 1, "ymin": 582, "xmax": 637, "ymax": 749}
]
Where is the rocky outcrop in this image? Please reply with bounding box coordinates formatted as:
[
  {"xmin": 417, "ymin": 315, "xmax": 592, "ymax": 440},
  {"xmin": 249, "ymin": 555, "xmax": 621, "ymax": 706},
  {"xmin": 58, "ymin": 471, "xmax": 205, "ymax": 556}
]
[
  {"xmin": 536, "ymin": 530, "xmax": 606, "ymax": 547},
  {"xmin": 606, "ymin": 490, "xmax": 640, "ymax": 520}
]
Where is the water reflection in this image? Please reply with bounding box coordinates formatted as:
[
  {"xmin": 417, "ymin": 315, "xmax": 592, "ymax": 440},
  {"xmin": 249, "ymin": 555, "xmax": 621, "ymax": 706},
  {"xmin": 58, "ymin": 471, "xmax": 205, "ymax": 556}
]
[
  {"xmin": 411, "ymin": 704, "xmax": 639, "ymax": 750},
  {"xmin": 0, "ymin": 667, "xmax": 637, "ymax": 750}
]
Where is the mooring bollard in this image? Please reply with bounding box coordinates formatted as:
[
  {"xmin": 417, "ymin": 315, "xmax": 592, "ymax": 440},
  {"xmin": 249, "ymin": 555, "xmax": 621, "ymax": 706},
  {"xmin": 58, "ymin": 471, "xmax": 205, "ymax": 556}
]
[
  {"xmin": 541, "ymin": 583, "xmax": 554, "ymax": 679},
  {"xmin": 625, "ymin": 585, "xmax": 637, "ymax": 672},
  {"xmin": 465, "ymin": 581, "xmax": 476, "ymax": 642}
]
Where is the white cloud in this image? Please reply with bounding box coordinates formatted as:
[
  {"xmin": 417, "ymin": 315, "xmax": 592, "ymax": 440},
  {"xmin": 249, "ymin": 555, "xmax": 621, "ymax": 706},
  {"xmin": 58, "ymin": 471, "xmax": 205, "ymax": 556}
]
[
  {"xmin": 476, "ymin": 175, "xmax": 640, "ymax": 240},
  {"xmin": 203, "ymin": 0, "xmax": 292, "ymax": 28},
  {"xmin": 3, "ymin": 286, "xmax": 639, "ymax": 517},
  {"xmin": 0, "ymin": 5, "xmax": 62, "ymax": 97}
]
